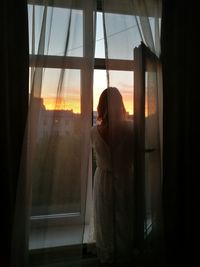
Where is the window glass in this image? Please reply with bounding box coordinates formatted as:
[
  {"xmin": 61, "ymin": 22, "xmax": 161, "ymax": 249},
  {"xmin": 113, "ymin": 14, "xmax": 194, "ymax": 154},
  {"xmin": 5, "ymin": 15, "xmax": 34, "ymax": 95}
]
[
  {"xmin": 28, "ymin": 5, "xmax": 83, "ymax": 57},
  {"xmin": 109, "ymin": 70, "xmax": 134, "ymax": 115},
  {"xmin": 95, "ymin": 12, "xmax": 105, "ymax": 58},
  {"xmin": 103, "ymin": 12, "xmax": 141, "ymax": 60},
  {"xmin": 30, "ymin": 69, "xmax": 81, "ymax": 216}
]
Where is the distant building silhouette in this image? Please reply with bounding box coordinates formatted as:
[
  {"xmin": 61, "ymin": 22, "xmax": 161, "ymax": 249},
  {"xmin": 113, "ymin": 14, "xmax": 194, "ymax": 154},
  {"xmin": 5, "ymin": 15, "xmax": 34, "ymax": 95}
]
[
  {"xmin": 31, "ymin": 97, "xmax": 133, "ymax": 143},
  {"xmin": 33, "ymin": 97, "xmax": 80, "ymax": 142},
  {"xmin": 38, "ymin": 109, "xmax": 80, "ymax": 141}
]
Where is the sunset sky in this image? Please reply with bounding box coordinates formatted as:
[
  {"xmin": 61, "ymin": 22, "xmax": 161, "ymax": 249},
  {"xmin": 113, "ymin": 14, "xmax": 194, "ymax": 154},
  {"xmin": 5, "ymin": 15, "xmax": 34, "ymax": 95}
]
[{"xmin": 41, "ymin": 69, "xmax": 134, "ymax": 114}]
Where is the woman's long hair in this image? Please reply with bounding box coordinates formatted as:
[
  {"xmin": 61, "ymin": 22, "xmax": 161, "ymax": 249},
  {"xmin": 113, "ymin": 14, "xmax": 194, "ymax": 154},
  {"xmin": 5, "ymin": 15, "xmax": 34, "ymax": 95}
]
[{"xmin": 97, "ymin": 87, "xmax": 127, "ymax": 127}]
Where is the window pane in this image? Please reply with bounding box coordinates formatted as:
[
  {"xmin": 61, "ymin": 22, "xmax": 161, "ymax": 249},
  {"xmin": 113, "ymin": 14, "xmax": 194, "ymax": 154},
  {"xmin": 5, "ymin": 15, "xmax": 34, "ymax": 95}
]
[
  {"xmin": 93, "ymin": 70, "xmax": 107, "ymax": 116},
  {"xmin": 28, "ymin": 5, "xmax": 83, "ymax": 57},
  {"xmin": 95, "ymin": 12, "xmax": 105, "ymax": 58},
  {"xmin": 103, "ymin": 13, "xmax": 141, "ymax": 60},
  {"xmin": 109, "ymin": 70, "xmax": 134, "ymax": 115},
  {"xmin": 30, "ymin": 68, "xmax": 81, "ymax": 215},
  {"xmin": 144, "ymin": 59, "xmax": 161, "ymax": 235}
]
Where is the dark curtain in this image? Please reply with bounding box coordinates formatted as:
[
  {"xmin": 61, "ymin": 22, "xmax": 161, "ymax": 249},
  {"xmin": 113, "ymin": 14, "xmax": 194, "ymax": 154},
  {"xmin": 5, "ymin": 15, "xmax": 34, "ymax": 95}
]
[
  {"xmin": 0, "ymin": 1, "xmax": 29, "ymax": 266},
  {"xmin": 161, "ymin": 1, "xmax": 199, "ymax": 266}
]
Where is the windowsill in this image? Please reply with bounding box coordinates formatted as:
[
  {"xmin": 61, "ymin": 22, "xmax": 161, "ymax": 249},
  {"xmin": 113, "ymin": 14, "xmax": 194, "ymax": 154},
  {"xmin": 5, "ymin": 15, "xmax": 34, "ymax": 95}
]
[
  {"xmin": 29, "ymin": 224, "xmax": 91, "ymax": 250},
  {"xmin": 29, "ymin": 224, "xmax": 97, "ymax": 266}
]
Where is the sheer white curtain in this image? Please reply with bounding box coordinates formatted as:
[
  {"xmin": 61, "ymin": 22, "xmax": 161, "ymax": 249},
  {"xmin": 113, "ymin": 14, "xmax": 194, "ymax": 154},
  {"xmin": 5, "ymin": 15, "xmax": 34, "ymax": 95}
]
[
  {"xmin": 100, "ymin": 0, "xmax": 164, "ymax": 264},
  {"xmin": 12, "ymin": 0, "xmax": 96, "ymax": 266}
]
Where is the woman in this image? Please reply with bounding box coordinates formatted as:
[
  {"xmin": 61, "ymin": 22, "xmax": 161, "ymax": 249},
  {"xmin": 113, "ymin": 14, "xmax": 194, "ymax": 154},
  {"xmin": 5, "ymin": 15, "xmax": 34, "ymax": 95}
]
[{"xmin": 90, "ymin": 87, "xmax": 135, "ymax": 265}]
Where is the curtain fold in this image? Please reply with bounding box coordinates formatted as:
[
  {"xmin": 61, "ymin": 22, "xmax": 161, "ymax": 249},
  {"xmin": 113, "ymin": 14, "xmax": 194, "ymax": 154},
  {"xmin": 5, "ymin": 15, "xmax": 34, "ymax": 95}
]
[
  {"xmin": 134, "ymin": 0, "xmax": 161, "ymax": 57},
  {"xmin": 12, "ymin": 1, "xmax": 96, "ymax": 266}
]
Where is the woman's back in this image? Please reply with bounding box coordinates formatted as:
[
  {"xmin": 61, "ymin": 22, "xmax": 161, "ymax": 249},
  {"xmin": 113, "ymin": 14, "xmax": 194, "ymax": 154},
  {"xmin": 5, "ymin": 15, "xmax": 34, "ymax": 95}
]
[{"xmin": 91, "ymin": 121, "xmax": 134, "ymax": 174}]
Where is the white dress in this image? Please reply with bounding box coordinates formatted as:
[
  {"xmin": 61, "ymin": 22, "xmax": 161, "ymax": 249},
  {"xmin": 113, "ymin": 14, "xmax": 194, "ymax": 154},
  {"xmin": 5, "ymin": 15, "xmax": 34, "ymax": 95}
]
[{"xmin": 90, "ymin": 123, "xmax": 134, "ymax": 263}]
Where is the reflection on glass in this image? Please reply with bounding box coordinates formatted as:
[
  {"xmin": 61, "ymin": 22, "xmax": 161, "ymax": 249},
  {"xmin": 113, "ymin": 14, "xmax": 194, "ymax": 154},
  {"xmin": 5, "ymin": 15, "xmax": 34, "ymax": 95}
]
[{"xmin": 144, "ymin": 62, "xmax": 159, "ymax": 236}]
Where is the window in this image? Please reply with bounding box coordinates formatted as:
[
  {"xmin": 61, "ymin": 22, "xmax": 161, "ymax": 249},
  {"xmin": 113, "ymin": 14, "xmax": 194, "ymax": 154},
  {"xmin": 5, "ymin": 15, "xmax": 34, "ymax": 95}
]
[{"xmin": 28, "ymin": 1, "xmax": 155, "ymax": 253}]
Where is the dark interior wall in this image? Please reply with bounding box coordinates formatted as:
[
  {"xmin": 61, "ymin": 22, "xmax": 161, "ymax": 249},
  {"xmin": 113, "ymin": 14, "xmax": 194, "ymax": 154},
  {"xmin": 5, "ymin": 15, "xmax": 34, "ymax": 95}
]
[
  {"xmin": 0, "ymin": 1, "xmax": 29, "ymax": 266},
  {"xmin": 161, "ymin": 1, "xmax": 199, "ymax": 265}
]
